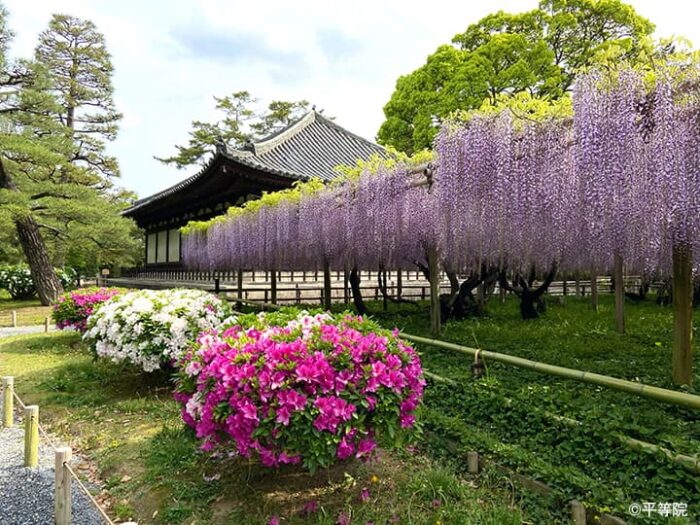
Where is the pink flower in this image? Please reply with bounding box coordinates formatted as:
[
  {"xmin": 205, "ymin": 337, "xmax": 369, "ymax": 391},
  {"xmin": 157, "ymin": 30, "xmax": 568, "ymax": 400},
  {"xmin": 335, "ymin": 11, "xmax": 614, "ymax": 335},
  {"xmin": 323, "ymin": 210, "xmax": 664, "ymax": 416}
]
[
  {"xmin": 301, "ymin": 500, "xmax": 318, "ymax": 516},
  {"xmin": 336, "ymin": 436, "xmax": 354, "ymax": 460},
  {"xmin": 359, "ymin": 487, "xmax": 370, "ymax": 503},
  {"xmin": 268, "ymin": 516, "xmax": 280, "ymax": 525},
  {"xmin": 356, "ymin": 438, "xmax": 377, "ymax": 458},
  {"xmin": 336, "ymin": 511, "xmax": 351, "ymax": 525}
]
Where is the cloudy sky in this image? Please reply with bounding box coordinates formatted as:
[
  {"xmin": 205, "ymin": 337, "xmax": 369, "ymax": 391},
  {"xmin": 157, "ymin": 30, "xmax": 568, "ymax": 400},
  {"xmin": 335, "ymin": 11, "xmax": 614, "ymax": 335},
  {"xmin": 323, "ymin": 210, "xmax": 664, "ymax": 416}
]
[{"xmin": 4, "ymin": 0, "xmax": 700, "ymax": 198}]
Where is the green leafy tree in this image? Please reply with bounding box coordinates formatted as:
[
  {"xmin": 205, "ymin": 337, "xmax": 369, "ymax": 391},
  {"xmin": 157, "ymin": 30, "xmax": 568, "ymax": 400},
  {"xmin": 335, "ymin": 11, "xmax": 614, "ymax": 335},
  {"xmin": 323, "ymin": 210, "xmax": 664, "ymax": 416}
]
[
  {"xmin": 35, "ymin": 14, "xmax": 122, "ymax": 180},
  {"xmin": 0, "ymin": 6, "xmax": 139, "ymax": 304},
  {"xmin": 378, "ymin": 0, "xmax": 654, "ymax": 154},
  {"xmin": 157, "ymin": 93, "xmax": 309, "ymax": 168},
  {"xmin": 0, "ymin": 39, "xmax": 70, "ymax": 302}
]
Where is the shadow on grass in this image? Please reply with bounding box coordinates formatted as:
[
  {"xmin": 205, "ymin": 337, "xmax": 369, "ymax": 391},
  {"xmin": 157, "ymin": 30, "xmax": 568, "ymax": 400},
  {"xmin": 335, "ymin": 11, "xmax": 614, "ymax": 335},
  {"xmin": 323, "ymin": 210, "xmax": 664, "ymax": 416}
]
[{"xmin": 0, "ymin": 332, "xmax": 524, "ymax": 525}]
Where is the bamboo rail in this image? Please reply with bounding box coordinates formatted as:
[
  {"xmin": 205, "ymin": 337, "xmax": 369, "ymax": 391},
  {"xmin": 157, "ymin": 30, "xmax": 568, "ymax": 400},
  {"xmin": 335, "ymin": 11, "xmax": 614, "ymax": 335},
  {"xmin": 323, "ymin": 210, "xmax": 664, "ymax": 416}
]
[{"xmin": 402, "ymin": 333, "xmax": 700, "ymax": 411}]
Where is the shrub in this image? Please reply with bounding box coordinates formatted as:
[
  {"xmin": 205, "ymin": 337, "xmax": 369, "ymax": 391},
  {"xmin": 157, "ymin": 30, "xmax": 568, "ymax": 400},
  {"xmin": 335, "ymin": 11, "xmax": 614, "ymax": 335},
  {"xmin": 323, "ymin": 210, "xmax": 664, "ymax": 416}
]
[
  {"xmin": 0, "ymin": 264, "xmax": 76, "ymax": 300},
  {"xmin": 174, "ymin": 308, "xmax": 425, "ymax": 472},
  {"xmin": 84, "ymin": 288, "xmax": 231, "ymax": 372},
  {"xmin": 53, "ymin": 287, "xmax": 125, "ymax": 332}
]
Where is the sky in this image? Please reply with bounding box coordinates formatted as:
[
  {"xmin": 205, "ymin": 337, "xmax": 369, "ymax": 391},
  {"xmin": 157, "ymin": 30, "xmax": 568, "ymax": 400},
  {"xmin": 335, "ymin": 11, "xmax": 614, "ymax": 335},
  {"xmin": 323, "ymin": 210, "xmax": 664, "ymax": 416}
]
[{"xmin": 4, "ymin": 0, "xmax": 700, "ymax": 199}]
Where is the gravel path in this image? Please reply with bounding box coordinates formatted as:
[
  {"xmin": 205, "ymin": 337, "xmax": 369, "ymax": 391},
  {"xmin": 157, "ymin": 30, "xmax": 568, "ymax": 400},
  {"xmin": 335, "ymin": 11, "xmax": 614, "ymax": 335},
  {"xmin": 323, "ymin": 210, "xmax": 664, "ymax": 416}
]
[
  {"xmin": 0, "ymin": 325, "xmax": 56, "ymax": 338},
  {"xmin": 0, "ymin": 416, "xmax": 105, "ymax": 525}
]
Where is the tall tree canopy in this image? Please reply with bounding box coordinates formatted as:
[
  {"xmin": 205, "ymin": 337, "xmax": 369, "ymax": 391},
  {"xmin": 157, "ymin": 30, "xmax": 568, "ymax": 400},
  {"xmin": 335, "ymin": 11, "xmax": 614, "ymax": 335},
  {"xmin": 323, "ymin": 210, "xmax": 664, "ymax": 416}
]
[
  {"xmin": 0, "ymin": 6, "xmax": 140, "ymax": 303},
  {"xmin": 377, "ymin": 0, "xmax": 654, "ymax": 154},
  {"xmin": 157, "ymin": 92, "xmax": 310, "ymax": 169},
  {"xmin": 35, "ymin": 13, "xmax": 122, "ymax": 181}
]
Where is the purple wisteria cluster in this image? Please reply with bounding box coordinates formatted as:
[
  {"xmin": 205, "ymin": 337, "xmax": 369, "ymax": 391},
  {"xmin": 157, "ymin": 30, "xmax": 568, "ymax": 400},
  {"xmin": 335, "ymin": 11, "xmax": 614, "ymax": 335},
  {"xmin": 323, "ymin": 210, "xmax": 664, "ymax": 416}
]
[
  {"xmin": 182, "ymin": 166, "xmax": 438, "ymax": 272},
  {"xmin": 182, "ymin": 67, "xmax": 700, "ymax": 277},
  {"xmin": 174, "ymin": 310, "xmax": 424, "ymax": 472}
]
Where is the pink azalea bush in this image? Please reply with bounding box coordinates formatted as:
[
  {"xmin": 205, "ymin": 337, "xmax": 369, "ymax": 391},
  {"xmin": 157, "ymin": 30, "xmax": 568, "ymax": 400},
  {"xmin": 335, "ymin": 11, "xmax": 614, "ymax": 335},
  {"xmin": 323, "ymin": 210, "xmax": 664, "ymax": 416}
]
[
  {"xmin": 175, "ymin": 308, "xmax": 425, "ymax": 472},
  {"xmin": 52, "ymin": 287, "xmax": 125, "ymax": 332}
]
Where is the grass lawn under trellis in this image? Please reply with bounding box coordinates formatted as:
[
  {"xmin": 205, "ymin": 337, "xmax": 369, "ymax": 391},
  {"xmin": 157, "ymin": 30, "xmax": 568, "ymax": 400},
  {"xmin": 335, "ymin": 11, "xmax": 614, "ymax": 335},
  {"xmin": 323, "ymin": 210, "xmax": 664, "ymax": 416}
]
[
  {"xmin": 358, "ymin": 294, "xmax": 699, "ymax": 523},
  {"xmin": 0, "ymin": 331, "xmax": 523, "ymax": 525}
]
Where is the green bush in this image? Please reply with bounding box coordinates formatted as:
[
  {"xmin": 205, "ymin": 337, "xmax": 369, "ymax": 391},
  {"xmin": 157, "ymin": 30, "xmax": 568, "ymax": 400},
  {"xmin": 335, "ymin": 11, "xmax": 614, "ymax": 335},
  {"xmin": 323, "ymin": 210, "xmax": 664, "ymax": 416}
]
[{"xmin": 0, "ymin": 264, "xmax": 76, "ymax": 300}]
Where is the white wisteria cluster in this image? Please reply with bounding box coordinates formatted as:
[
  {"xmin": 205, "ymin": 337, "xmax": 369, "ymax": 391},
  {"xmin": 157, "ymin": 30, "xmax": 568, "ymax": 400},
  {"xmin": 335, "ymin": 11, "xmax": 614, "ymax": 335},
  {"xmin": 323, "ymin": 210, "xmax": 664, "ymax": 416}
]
[{"xmin": 83, "ymin": 289, "xmax": 231, "ymax": 372}]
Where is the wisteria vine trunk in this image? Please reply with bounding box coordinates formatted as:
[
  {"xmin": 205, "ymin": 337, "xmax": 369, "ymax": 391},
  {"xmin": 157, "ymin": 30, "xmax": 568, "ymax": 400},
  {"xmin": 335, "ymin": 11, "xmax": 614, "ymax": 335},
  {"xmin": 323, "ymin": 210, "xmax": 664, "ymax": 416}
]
[
  {"xmin": 672, "ymin": 244, "xmax": 693, "ymax": 386},
  {"xmin": 614, "ymin": 253, "xmax": 625, "ymax": 334}
]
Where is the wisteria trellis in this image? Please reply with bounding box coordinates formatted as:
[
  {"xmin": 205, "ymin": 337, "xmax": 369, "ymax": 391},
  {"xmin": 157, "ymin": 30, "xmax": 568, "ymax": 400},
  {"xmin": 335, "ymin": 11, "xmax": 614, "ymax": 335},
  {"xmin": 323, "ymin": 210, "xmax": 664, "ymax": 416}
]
[{"xmin": 182, "ymin": 67, "xmax": 700, "ymax": 280}]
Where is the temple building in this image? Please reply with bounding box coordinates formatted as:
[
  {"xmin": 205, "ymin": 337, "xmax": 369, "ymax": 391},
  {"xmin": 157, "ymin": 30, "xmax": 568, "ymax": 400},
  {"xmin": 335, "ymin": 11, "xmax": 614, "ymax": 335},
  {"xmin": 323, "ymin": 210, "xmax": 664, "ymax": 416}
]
[{"xmin": 124, "ymin": 111, "xmax": 385, "ymax": 267}]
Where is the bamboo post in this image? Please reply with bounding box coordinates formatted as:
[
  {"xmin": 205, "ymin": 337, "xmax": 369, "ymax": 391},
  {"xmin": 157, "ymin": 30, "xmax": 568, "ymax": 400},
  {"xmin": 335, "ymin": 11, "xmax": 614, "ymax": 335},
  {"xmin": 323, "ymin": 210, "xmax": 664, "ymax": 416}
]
[
  {"xmin": 236, "ymin": 269, "xmax": 243, "ymax": 309},
  {"xmin": 55, "ymin": 447, "xmax": 72, "ymax": 525},
  {"xmin": 672, "ymin": 244, "xmax": 693, "ymax": 386},
  {"xmin": 270, "ymin": 269, "xmax": 277, "ymax": 305},
  {"xmin": 614, "ymin": 252, "xmax": 625, "ymax": 333},
  {"xmin": 44, "ymin": 317, "xmax": 50, "ymax": 333},
  {"xmin": 467, "ymin": 451, "xmax": 479, "ymax": 474},
  {"xmin": 24, "ymin": 405, "xmax": 39, "ymax": 467},
  {"xmin": 2, "ymin": 377, "xmax": 13, "ymax": 428},
  {"xmin": 323, "ymin": 260, "xmax": 332, "ymax": 311},
  {"xmin": 427, "ymin": 247, "xmax": 441, "ymax": 335},
  {"xmin": 11, "ymin": 310, "xmax": 17, "ymax": 327},
  {"xmin": 570, "ymin": 500, "xmax": 586, "ymax": 525}
]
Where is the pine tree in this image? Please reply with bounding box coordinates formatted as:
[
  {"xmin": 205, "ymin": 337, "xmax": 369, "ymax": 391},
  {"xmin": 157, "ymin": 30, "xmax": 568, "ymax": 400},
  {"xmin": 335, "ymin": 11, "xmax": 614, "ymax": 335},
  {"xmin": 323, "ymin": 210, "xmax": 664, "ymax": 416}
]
[
  {"xmin": 157, "ymin": 93, "xmax": 309, "ymax": 169},
  {"xmin": 0, "ymin": 6, "xmax": 68, "ymax": 303},
  {"xmin": 1, "ymin": 7, "xmax": 140, "ymax": 303},
  {"xmin": 35, "ymin": 14, "xmax": 122, "ymax": 180}
]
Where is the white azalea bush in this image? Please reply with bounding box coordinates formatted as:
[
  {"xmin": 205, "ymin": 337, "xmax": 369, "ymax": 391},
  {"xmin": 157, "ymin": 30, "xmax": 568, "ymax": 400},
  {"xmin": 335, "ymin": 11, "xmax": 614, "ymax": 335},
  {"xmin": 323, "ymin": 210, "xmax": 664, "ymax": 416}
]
[{"xmin": 84, "ymin": 289, "xmax": 231, "ymax": 372}]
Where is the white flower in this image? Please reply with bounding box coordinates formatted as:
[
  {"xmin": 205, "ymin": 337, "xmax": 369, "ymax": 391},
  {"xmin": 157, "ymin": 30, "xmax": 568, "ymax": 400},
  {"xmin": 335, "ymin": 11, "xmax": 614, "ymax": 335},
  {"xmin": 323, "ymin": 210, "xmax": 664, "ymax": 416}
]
[{"xmin": 83, "ymin": 289, "xmax": 229, "ymax": 373}]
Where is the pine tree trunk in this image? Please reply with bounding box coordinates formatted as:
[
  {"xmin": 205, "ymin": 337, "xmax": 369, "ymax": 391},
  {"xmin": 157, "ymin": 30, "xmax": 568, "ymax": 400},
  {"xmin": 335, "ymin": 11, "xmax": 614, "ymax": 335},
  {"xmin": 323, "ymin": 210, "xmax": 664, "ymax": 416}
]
[
  {"xmin": 614, "ymin": 252, "xmax": 625, "ymax": 334},
  {"xmin": 672, "ymin": 244, "xmax": 693, "ymax": 386},
  {"xmin": 15, "ymin": 216, "xmax": 63, "ymax": 305},
  {"xmin": 0, "ymin": 158, "xmax": 63, "ymax": 305}
]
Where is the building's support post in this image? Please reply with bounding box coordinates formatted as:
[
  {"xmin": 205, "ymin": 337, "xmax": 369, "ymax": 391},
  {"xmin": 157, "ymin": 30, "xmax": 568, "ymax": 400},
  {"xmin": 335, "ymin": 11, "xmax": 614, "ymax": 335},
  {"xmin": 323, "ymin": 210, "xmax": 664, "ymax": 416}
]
[{"xmin": 396, "ymin": 270, "xmax": 402, "ymax": 301}]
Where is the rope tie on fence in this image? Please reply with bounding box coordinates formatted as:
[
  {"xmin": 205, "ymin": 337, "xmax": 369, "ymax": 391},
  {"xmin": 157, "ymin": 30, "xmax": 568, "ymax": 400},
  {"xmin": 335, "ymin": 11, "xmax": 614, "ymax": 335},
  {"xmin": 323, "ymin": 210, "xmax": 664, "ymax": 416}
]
[{"xmin": 4, "ymin": 382, "xmax": 118, "ymax": 524}]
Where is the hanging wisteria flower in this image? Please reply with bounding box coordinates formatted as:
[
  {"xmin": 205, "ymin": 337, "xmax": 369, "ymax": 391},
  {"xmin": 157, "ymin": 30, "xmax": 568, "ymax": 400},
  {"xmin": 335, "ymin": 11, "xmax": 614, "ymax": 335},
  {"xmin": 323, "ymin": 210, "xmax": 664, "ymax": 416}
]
[
  {"xmin": 175, "ymin": 308, "xmax": 425, "ymax": 472},
  {"xmin": 53, "ymin": 287, "xmax": 125, "ymax": 332},
  {"xmin": 84, "ymin": 289, "xmax": 231, "ymax": 372}
]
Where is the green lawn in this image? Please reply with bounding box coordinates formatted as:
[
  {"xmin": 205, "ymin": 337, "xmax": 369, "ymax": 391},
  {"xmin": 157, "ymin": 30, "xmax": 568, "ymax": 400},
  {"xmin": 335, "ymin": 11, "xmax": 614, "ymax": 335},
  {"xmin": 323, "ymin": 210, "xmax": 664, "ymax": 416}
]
[
  {"xmin": 354, "ymin": 294, "xmax": 699, "ymax": 524},
  {"xmin": 0, "ymin": 331, "xmax": 523, "ymax": 525},
  {"xmin": 0, "ymin": 290, "xmax": 51, "ymax": 327}
]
